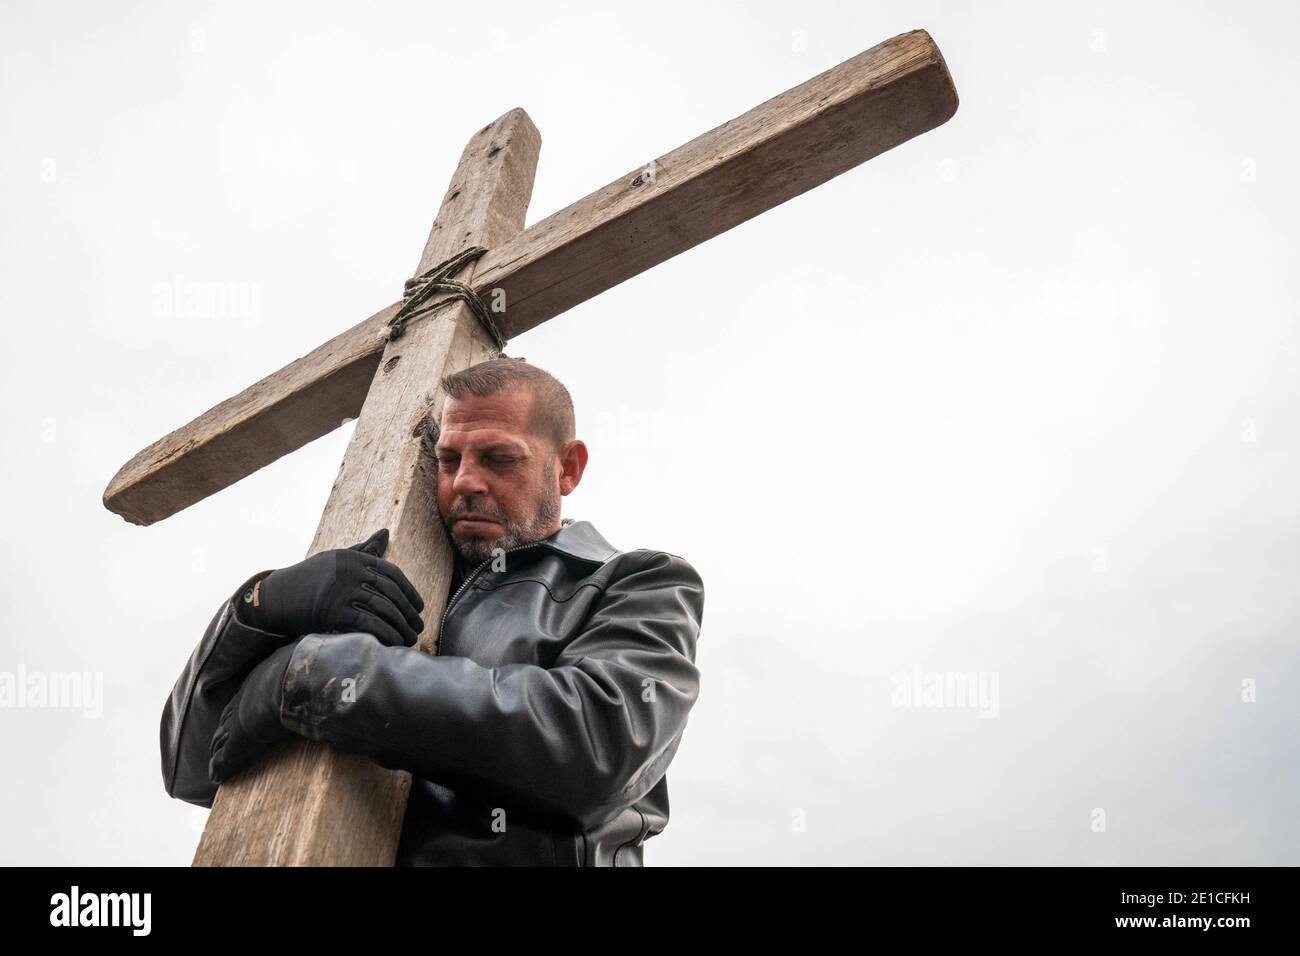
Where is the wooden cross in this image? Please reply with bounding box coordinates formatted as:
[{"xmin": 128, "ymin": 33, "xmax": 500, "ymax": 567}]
[{"xmin": 105, "ymin": 29, "xmax": 958, "ymax": 866}]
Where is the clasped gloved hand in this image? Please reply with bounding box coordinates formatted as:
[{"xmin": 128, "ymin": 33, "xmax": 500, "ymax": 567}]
[
  {"xmin": 239, "ymin": 528, "xmax": 425, "ymax": 648},
  {"xmin": 209, "ymin": 641, "xmax": 298, "ymax": 784}
]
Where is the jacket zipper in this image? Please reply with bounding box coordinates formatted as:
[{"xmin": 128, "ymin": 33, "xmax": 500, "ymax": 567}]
[
  {"xmin": 434, "ymin": 541, "xmax": 544, "ymax": 656},
  {"xmin": 614, "ymin": 807, "xmax": 650, "ymax": 864}
]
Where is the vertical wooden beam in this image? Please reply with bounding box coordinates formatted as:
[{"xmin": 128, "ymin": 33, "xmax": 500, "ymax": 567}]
[{"xmin": 192, "ymin": 109, "xmax": 542, "ymax": 866}]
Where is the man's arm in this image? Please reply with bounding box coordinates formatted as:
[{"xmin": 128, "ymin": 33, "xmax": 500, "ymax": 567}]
[
  {"xmin": 159, "ymin": 569, "xmax": 286, "ymax": 808},
  {"xmin": 159, "ymin": 529, "xmax": 426, "ymax": 808},
  {"xmin": 278, "ymin": 549, "xmax": 705, "ymax": 831}
]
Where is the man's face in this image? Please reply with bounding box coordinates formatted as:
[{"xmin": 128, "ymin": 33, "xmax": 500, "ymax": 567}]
[{"xmin": 433, "ymin": 387, "xmax": 572, "ymax": 564}]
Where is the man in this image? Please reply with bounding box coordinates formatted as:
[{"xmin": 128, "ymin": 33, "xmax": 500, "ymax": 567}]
[{"xmin": 159, "ymin": 357, "xmax": 705, "ymax": 866}]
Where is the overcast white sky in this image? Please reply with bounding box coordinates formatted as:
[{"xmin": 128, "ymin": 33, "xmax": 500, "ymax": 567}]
[{"xmin": 3, "ymin": 0, "xmax": 1298, "ymax": 865}]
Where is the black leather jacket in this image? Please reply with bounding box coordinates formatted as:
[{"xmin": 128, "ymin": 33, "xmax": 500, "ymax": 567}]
[{"xmin": 160, "ymin": 518, "xmax": 704, "ymax": 866}]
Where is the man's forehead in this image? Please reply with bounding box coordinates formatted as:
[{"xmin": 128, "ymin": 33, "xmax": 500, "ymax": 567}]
[
  {"xmin": 441, "ymin": 388, "xmax": 530, "ymax": 424},
  {"xmin": 435, "ymin": 424, "xmax": 528, "ymax": 451},
  {"xmin": 437, "ymin": 391, "xmax": 534, "ymax": 449}
]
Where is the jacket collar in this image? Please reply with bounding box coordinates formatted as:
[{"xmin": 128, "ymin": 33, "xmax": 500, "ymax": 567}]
[
  {"xmin": 450, "ymin": 519, "xmax": 619, "ymax": 585},
  {"xmin": 539, "ymin": 518, "xmax": 620, "ymax": 565}
]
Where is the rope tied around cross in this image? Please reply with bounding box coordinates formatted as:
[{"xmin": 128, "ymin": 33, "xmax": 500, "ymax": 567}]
[{"xmin": 383, "ymin": 245, "xmax": 507, "ymax": 350}]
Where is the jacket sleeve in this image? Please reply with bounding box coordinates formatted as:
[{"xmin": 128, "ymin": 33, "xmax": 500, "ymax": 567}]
[
  {"xmin": 278, "ymin": 549, "xmax": 704, "ymax": 831},
  {"xmin": 159, "ymin": 568, "xmax": 289, "ymax": 808}
]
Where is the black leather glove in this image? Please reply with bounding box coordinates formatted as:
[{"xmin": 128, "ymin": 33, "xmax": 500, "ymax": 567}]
[
  {"xmin": 209, "ymin": 641, "xmax": 298, "ymax": 784},
  {"xmin": 237, "ymin": 528, "xmax": 425, "ymax": 648}
]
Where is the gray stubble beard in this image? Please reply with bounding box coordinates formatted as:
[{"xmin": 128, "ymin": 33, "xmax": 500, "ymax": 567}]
[{"xmin": 444, "ymin": 454, "xmax": 562, "ymax": 565}]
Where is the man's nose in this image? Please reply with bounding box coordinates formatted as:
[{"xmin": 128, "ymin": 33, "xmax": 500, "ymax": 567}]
[{"xmin": 451, "ymin": 461, "xmax": 489, "ymax": 496}]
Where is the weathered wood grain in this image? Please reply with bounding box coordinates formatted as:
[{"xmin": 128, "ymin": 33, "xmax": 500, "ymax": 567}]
[
  {"xmin": 104, "ymin": 29, "xmax": 958, "ymax": 525},
  {"xmin": 191, "ymin": 107, "xmax": 541, "ymax": 866}
]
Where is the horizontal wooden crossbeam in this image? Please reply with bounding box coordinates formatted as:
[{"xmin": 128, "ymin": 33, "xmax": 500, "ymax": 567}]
[{"xmin": 104, "ymin": 29, "xmax": 958, "ymax": 525}]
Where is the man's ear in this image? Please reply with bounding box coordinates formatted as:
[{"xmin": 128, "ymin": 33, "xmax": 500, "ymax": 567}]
[{"xmin": 557, "ymin": 439, "xmax": 588, "ymax": 496}]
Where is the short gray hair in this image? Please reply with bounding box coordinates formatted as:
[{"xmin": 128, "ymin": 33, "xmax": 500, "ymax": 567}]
[{"xmin": 440, "ymin": 357, "xmax": 575, "ymax": 451}]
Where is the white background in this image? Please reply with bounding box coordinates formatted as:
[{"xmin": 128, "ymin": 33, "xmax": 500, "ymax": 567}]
[{"xmin": 2, "ymin": 0, "xmax": 1297, "ymax": 865}]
